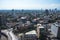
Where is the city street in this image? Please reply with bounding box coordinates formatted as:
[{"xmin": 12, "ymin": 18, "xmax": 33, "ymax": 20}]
[{"xmin": 1, "ymin": 29, "xmax": 19, "ymax": 40}]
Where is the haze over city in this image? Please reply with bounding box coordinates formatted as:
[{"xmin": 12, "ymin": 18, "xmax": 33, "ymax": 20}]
[
  {"xmin": 0, "ymin": 0, "xmax": 60, "ymax": 10},
  {"xmin": 0, "ymin": 0, "xmax": 60, "ymax": 40}
]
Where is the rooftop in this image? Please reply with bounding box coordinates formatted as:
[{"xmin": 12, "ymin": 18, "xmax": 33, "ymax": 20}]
[{"xmin": 53, "ymin": 22, "xmax": 60, "ymax": 27}]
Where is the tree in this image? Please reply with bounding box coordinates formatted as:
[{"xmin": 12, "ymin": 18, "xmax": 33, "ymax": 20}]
[{"xmin": 48, "ymin": 20, "xmax": 56, "ymax": 23}]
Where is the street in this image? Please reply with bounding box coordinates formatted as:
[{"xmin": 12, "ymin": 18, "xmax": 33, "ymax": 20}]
[{"xmin": 1, "ymin": 29, "xmax": 19, "ymax": 40}]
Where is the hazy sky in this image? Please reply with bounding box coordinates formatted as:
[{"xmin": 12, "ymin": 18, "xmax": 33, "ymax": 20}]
[{"xmin": 0, "ymin": 0, "xmax": 60, "ymax": 10}]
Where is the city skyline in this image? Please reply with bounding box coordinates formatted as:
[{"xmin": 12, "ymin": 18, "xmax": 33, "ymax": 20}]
[{"xmin": 0, "ymin": 0, "xmax": 60, "ymax": 10}]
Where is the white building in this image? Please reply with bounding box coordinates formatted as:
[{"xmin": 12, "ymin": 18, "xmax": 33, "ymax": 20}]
[{"xmin": 51, "ymin": 22, "xmax": 60, "ymax": 38}]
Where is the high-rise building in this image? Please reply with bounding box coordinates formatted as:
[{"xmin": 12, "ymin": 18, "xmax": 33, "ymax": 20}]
[
  {"xmin": 51, "ymin": 22, "xmax": 60, "ymax": 38},
  {"xmin": 36, "ymin": 24, "xmax": 45, "ymax": 40}
]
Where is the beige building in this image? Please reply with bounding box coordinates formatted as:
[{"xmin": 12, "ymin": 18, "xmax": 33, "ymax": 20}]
[{"xmin": 36, "ymin": 24, "xmax": 44, "ymax": 38}]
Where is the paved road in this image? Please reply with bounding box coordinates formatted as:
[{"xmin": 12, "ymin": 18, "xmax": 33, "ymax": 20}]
[
  {"xmin": 1, "ymin": 29, "xmax": 19, "ymax": 40},
  {"xmin": 1, "ymin": 35, "xmax": 7, "ymax": 40}
]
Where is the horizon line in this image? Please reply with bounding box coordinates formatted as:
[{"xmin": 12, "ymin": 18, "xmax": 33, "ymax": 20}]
[{"xmin": 0, "ymin": 8, "xmax": 60, "ymax": 10}]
